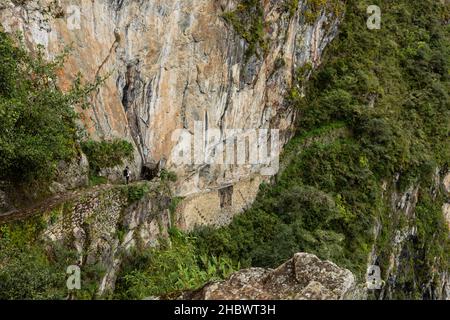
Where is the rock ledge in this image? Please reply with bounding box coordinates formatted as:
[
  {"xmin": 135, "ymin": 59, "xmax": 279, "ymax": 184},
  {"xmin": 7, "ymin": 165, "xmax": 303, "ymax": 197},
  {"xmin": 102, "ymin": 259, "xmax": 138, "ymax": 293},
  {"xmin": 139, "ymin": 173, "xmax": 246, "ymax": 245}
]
[{"xmin": 182, "ymin": 253, "xmax": 361, "ymax": 300}]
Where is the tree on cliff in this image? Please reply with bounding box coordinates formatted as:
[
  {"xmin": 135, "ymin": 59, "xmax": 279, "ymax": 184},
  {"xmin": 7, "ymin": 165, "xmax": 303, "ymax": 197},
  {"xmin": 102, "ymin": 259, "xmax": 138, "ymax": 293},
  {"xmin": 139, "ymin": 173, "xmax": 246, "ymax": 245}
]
[{"xmin": 0, "ymin": 31, "xmax": 99, "ymax": 185}]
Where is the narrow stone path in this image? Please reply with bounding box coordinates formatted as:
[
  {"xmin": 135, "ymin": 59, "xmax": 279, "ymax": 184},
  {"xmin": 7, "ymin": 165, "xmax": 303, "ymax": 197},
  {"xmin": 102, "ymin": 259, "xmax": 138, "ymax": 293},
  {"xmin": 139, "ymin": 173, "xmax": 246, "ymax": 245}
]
[{"xmin": 0, "ymin": 182, "xmax": 141, "ymax": 224}]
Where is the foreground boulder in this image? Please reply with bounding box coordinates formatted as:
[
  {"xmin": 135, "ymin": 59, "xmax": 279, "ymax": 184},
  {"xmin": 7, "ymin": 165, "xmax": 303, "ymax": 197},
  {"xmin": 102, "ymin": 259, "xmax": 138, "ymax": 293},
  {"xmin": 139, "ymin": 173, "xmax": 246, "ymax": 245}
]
[{"xmin": 182, "ymin": 253, "xmax": 362, "ymax": 300}]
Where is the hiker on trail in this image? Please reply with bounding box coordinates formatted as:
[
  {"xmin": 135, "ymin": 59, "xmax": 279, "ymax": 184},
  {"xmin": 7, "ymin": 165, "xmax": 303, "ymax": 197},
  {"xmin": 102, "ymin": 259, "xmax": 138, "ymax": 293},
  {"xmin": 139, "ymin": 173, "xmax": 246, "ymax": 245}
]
[{"xmin": 123, "ymin": 166, "xmax": 131, "ymax": 185}]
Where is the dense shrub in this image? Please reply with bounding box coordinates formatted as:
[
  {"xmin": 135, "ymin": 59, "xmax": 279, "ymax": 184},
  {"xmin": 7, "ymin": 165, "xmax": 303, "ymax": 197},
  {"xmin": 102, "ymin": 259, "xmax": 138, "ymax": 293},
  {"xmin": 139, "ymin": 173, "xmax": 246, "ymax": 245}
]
[
  {"xmin": 0, "ymin": 218, "xmax": 109, "ymax": 300},
  {"xmin": 222, "ymin": 0, "xmax": 267, "ymax": 59},
  {"xmin": 0, "ymin": 239, "xmax": 68, "ymax": 299},
  {"xmin": 114, "ymin": 229, "xmax": 239, "ymax": 299},
  {"xmin": 0, "ymin": 31, "xmax": 97, "ymax": 184},
  {"xmin": 194, "ymin": 139, "xmax": 378, "ymax": 276},
  {"xmin": 81, "ymin": 139, "xmax": 134, "ymax": 174},
  {"xmin": 297, "ymin": 0, "xmax": 449, "ymax": 179},
  {"xmin": 0, "ymin": 219, "xmax": 74, "ymax": 299},
  {"xmin": 126, "ymin": 183, "xmax": 149, "ymax": 203}
]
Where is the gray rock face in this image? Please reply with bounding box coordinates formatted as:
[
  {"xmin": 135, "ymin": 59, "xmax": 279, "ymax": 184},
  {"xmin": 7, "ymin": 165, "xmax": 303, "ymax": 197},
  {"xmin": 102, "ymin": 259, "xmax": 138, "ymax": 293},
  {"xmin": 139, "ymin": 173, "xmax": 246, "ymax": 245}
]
[
  {"xmin": 182, "ymin": 253, "xmax": 360, "ymax": 300},
  {"xmin": 53, "ymin": 153, "xmax": 90, "ymax": 192},
  {"xmin": 0, "ymin": 189, "xmax": 14, "ymax": 212}
]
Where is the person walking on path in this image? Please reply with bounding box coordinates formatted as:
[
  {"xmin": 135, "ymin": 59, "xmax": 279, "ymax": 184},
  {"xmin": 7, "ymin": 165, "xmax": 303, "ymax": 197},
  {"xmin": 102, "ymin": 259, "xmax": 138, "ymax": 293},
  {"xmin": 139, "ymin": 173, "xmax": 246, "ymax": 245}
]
[{"xmin": 123, "ymin": 166, "xmax": 131, "ymax": 185}]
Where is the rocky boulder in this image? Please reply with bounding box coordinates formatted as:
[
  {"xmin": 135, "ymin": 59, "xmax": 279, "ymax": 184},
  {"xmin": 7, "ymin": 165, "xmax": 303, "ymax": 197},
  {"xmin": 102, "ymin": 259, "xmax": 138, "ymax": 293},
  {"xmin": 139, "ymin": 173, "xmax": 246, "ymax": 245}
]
[{"xmin": 182, "ymin": 253, "xmax": 361, "ymax": 300}]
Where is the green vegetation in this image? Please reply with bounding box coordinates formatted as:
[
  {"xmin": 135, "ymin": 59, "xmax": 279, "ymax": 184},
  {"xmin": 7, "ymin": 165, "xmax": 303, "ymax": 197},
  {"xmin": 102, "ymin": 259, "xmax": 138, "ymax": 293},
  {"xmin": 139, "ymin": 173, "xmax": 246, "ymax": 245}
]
[
  {"xmin": 377, "ymin": 187, "xmax": 449, "ymax": 299},
  {"xmin": 284, "ymin": 0, "xmax": 300, "ymax": 18},
  {"xmin": 0, "ymin": 216, "xmax": 71, "ymax": 299},
  {"xmin": 113, "ymin": 0, "xmax": 449, "ymax": 299},
  {"xmin": 169, "ymin": 197, "xmax": 183, "ymax": 215},
  {"xmin": 303, "ymin": 0, "xmax": 345, "ymax": 24},
  {"xmin": 296, "ymin": 0, "xmax": 449, "ymax": 179},
  {"xmin": 0, "ymin": 0, "xmax": 448, "ymax": 300},
  {"xmin": 222, "ymin": 0, "xmax": 267, "ymax": 59},
  {"xmin": 81, "ymin": 139, "xmax": 134, "ymax": 175},
  {"xmin": 113, "ymin": 229, "xmax": 239, "ymax": 299},
  {"xmin": 0, "ymin": 31, "xmax": 98, "ymax": 185},
  {"xmin": 88, "ymin": 175, "xmax": 108, "ymax": 187},
  {"xmin": 193, "ymin": 139, "xmax": 379, "ymax": 278},
  {"xmin": 160, "ymin": 169, "xmax": 178, "ymax": 182},
  {"xmin": 0, "ymin": 189, "xmax": 122, "ymax": 300},
  {"xmin": 126, "ymin": 183, "xmax": 150, "ymax": 204},
  {"xmin": 0, "ymin": 237, "xmax": 71, "ymax": 299},
  {"xmin": 191, "ymin": 0, "xmax": 450, "ymax": 287},
  {"xmin": 0, "ymin": 230, "xmax": 107, "ymax": 300}
]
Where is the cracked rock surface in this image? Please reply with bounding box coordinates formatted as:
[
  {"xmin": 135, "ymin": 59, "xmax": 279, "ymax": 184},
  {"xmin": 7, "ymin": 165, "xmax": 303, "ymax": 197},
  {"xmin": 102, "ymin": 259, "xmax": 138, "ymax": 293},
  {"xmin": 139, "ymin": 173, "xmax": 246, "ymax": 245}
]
[{"xmin": 182, "ymin": 253, "xmax": 363, "ymax": 300}]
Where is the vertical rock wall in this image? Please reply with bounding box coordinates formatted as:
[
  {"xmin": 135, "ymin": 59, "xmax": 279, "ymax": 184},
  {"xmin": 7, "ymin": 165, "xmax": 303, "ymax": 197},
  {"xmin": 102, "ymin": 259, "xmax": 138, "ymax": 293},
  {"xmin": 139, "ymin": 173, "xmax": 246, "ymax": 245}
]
[{"xmin": 0, "ymin": 1, "xmax": 342, "ymax": 220}]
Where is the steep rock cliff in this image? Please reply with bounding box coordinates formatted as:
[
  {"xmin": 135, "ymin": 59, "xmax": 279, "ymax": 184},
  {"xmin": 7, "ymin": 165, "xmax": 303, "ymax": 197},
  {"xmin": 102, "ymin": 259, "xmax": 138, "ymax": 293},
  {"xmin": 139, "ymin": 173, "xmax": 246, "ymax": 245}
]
[
  {"xmin": 369, "ymin": 170, "xmax": 450, "ymax": 300},
  {"xmin": 0, "ymin": 0, "xmax": 342, "ymax": 225}
]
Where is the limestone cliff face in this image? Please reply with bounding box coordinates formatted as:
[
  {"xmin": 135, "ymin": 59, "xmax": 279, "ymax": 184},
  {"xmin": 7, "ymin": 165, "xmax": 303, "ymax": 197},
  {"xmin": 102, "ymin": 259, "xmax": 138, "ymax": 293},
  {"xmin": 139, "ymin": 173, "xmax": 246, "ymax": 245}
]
[{"xmin": 0, "ymin": 0, "xmax": 341, "ymax": 225}]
